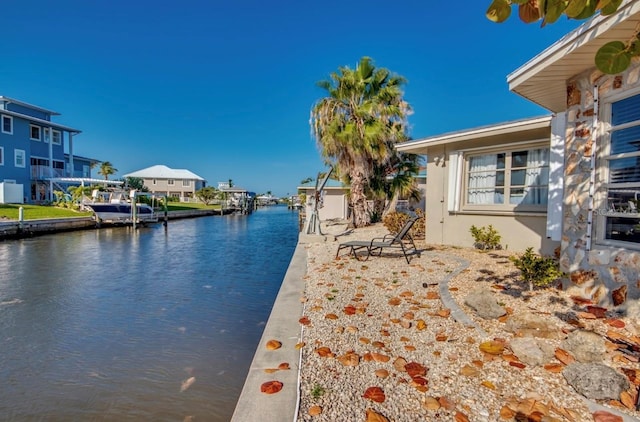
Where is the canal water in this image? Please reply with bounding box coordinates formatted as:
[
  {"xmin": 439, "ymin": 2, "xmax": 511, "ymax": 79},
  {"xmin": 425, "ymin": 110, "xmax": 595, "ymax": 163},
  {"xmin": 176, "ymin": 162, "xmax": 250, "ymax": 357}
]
[{"xmin": 0, "ymin": 205, "xmax": 299, "ymax": 421}]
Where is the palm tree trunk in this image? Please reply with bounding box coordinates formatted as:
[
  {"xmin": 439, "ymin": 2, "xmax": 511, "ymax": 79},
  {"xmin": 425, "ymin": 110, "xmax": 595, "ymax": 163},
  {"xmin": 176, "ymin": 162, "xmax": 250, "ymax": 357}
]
[
  {"xmin": 350, "ymin": 162, "xmax": 370, "ymax": 228},
  {"xmin": 383, "ymin": 193, "xmax": 399, "ymax": 218}
]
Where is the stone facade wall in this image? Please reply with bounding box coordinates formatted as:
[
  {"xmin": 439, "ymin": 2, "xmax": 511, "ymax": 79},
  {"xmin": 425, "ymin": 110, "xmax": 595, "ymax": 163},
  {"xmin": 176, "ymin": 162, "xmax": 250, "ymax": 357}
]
[{"xmin": 560, "ymin": 60, "xmax": 640, "ymax": 309}]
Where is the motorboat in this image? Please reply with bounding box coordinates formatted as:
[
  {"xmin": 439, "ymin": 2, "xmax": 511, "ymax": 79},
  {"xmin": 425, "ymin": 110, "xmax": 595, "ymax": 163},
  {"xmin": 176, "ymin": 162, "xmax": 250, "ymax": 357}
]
[{"xmin": 83, "ymin": 189, "xmax": 159, "ymax": 224}]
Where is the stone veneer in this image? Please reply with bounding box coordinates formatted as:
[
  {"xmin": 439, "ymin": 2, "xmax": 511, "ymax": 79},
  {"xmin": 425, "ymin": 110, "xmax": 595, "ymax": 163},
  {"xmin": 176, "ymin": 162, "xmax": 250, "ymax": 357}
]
[{"xmin": 560, "ymin": 59, "xmax": 640, "ymax": 309}]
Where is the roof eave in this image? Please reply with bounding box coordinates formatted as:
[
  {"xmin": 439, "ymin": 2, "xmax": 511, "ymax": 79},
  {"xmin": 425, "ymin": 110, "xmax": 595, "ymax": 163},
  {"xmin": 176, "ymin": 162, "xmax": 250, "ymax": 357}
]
[
  {"xmin": 396, "ymin": 115, "xmax": 552, "ymax": 153},
  {"xmin": 508, "ymin": 0, "xmax": 640, "ymax": 112}
]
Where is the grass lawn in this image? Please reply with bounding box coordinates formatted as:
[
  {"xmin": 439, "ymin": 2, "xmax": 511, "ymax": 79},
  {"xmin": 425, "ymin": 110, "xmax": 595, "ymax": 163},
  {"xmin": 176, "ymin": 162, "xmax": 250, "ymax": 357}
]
[
  {"xmin": 0, "ymin": 204, "xmax": 93, "ymax": 220},
  {"xmin": 0, "ymin": 202, "xmax": 222, "ymax": 220}
]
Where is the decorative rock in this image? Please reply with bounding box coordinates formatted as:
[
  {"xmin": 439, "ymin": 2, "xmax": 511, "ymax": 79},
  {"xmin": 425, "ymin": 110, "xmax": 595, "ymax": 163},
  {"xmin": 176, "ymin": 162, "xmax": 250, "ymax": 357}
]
[
  {"xmin": 563, "ymin": 363, "xmax": 629, "ymax": 400},
  {"xmin": 509, "ymin": 338, "xmax": 549, "ymax": 367},
  {"xmin": 505, "ymin": 311, "xmax": 562, "ymax": 339},
  {"xmin": 561, "ymin": 330, "xmax": 605, "ymax": 363},
  {"xmin": 464, "ymin": 288, "xmax": 506, "ymax": 320}
]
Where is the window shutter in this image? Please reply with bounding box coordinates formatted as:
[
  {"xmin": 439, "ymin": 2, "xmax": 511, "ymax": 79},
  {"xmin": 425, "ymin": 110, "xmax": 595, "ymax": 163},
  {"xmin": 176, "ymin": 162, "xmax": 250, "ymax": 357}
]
[
  {"xmin": 447, "ymin": 151, "xmax": 462, "ymax": 212},
  {"xmin": 546, "ymin": 112, "xmax": 565, "ymax": 241}
]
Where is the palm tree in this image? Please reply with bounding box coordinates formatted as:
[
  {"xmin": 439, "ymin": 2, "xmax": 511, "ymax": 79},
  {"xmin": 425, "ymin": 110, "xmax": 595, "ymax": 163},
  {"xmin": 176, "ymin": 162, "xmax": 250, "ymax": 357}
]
[
  {"xmin": 310, "ymin": 57, "xmax": 411, "ymax": 227},
  {"xmin": 98, "ymin": 161, "xmax": 118, "ymax": 180}
]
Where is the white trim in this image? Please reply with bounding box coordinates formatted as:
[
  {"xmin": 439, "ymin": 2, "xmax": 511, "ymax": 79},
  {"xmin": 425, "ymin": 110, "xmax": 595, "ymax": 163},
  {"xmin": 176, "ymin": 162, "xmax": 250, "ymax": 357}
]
[
  {"xmin": 447, "ymin": 151, "xmax": 462, "ymax": 212},
  {"xmin": 14, "ymin": 149, "xmax": 25, "ymax": 168},
  {"xmin": 547, "ymin": 113, "xmax": 565, "ymax": 241},
  {"xmin": 458, "ymin": 138, "xmax": 550, "ymax": 153},
  {"xmin": 1, "ymin": 115, "xmax": 13, "ymax": 134},
  {"xmin": 30, "ymin": 124, "xmax": 41, "ymax": 141}
]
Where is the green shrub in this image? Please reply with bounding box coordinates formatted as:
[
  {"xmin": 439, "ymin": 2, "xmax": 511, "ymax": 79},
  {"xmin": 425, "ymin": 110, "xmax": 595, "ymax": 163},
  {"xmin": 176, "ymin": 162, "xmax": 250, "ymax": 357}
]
[
  {"xmin": 510, "ymin": 247, "xmax": 564, "ymax": 291},
  {"xmin": 383, "ymin": 209, "xmax": 425, "ymax": 239},
  {"xmin": 470, "ymin": 225, "xmax": 502, "ymax": 250}
]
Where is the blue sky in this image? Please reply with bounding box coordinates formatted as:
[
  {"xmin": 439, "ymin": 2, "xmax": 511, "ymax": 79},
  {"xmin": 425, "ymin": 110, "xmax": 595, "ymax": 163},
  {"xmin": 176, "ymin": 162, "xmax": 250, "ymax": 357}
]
[{"xmin": 2, "ymin": 1, "xmax": 584, "ymax": 196}]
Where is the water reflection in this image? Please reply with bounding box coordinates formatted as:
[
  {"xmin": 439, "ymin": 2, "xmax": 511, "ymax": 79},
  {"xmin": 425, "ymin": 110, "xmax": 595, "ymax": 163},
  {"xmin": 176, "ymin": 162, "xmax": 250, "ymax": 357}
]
[{"xmin": 0, "ymin": 206, "xmax": 298, "ymax": 421}]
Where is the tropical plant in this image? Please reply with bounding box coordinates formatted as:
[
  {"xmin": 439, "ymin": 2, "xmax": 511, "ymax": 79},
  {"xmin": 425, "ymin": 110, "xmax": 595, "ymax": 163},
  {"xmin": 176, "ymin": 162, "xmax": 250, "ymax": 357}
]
[
  {"xmin": 510, "ymin": 247, "xmax": 564, "ymax": 291},
  {"xmin": 98, "ymin": 161, "xmax": 118, "ymax": 180},
  {"xmin": 470, "ymin": 224, "xmax": 502, "ymax": 250},
  {"xmin": 124, "ymin": 177, "xmax": 148, "ymax": 192},
  {"xmin": 368, "ymin": 149, "xmax": 422, "ymax": 218},
  {"xmin": 310, "ymin": 56, "xmax": 412, "ymax": 228},
  {"xmin": 382, "ymin": 209, "xmax": 425, "ymax": 240},
  {"xmin": 485, "ymin": 0, "xmax": 633, "ymax": 74},
  {"xmin": 195, "ymin": 186, "xmax": 220, "ymax": 205}
]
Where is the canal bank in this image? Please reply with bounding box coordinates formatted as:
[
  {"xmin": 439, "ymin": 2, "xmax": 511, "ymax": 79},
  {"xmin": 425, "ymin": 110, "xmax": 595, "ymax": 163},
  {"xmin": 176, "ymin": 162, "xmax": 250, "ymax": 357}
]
[
  {"xmin": 0, "ymin": 208, "xmax": 227, "ymax": 240},
  {"xmin": 231, "ymin": 234, "xmax": 323, "ymax": 422}
]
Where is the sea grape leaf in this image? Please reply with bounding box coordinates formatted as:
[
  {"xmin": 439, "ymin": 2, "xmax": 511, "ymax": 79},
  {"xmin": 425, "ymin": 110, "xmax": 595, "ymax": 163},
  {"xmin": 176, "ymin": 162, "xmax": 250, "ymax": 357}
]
[
  {"xmin": 486, "ymin": 0, "xmax": 512, "ymax": 23},
  {"xmin": 595, "ymin": 41, "xmax": 631, "ymax": 74}
]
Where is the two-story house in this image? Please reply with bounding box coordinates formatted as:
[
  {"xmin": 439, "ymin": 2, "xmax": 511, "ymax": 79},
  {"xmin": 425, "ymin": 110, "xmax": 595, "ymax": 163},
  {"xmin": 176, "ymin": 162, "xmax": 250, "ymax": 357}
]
[
  {"xmin": 123, "ymin": 165, "xmax": 206, "ymax": 201},
  {"xmin": 0, "ymin": 96, "xmax": 84, "ymax": 203}
]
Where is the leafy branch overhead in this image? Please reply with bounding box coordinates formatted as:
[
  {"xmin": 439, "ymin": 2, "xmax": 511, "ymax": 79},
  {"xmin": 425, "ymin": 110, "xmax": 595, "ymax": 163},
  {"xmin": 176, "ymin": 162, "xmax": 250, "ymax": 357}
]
[{"xmin": 486, "ymin": 0, "xmax": 640, "ymax": 74}]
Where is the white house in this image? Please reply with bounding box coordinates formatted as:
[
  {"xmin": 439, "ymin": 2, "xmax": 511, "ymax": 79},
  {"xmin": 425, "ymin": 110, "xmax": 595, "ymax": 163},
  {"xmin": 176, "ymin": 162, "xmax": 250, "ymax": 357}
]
[{"xmin": 123, "ymin": 165, "xmax": 206, "ymax": 201}]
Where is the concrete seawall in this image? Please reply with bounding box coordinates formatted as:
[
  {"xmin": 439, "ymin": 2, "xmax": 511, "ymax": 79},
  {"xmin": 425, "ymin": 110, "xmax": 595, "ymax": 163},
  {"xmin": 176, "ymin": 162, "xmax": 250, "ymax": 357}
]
[
  {"xmin": 231, "ymin": 237, "xmax": 309, "ymax": 422},
  {"xmin": 0, "ymin": 209, "xmax": 226, "ymax": 240}
]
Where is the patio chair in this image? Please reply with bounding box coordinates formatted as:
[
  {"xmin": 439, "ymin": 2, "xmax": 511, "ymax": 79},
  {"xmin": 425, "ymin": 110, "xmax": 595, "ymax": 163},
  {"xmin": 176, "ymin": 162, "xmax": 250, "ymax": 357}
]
[{"xmin": 336, "ymin": 216, "xmax": 419, "ymax": 264}]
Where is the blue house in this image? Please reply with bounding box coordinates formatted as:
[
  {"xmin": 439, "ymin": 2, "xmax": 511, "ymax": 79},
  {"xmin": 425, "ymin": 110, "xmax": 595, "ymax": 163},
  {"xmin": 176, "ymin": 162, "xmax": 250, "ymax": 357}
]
[{"xmin": 0, "ymin": 95, "xmax": 84, "ymax": 203}]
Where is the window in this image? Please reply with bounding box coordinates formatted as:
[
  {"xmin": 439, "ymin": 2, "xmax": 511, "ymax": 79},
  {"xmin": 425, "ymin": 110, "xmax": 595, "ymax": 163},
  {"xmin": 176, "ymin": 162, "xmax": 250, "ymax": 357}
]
[
  {"xmin": 168, "ymin": 179, "xmax": 175, "ymax": 185},
  {"xmin": 0, "ymin": 146, "xmax": 3, "ymax": 165},
  {"xmin": 464, "ymin": 146, "xmax": 549, "ymax": 210},
  {"xmin": 30, "ymin": 125, "xmax": 41, "ymax": 141},
  {"xmin": 42, "ymin": 128, "xmax": 62, "ymax": 145},
  {"xmin": 598, "ymin": 92, "xmax": 640, "ymax": 246},
  {"xmin": 183, "ymin": 180, "xmax": 190, "ymax": 187},
  {"xmin": 2, "ymin": 115, "xmax": 12, "ymax": 134},
  {"xmin": 152, "ymin": 179, "xmax": 157, "ymax": 185},
  {"xmin": 15, "ymin": 149, "xmax": 25, "ymax": 168}
]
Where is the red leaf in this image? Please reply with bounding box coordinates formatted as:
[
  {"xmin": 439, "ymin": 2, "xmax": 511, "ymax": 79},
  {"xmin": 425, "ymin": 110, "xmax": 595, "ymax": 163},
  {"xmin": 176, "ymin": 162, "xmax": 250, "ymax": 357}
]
[
  {"xmin": 363, "ymin": 386, "xmax": 386, "ymax": 403},
  {"xmin": 344, "ymin": 305, "xmax": 356, "ymax": 315},
  {"xmin": 405, "ymin": 362, "xmax": 427, "ymax": 378},
  {"xmin": 260, "ymin": 381, "xmax": 283, "ymax": 394}
]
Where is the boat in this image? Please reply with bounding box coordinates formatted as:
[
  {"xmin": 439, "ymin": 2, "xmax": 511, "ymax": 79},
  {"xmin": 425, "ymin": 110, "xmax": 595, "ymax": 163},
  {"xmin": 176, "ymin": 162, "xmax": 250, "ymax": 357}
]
[{"xmin": 83, "ymin": 189, "xmax": 159, "ymax": 225}]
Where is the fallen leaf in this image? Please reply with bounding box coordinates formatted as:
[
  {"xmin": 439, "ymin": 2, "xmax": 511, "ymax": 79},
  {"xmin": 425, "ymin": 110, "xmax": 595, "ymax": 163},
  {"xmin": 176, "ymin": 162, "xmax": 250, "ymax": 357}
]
[
  {"xmin": 426, "ymin": 291, "xmax": 440, "ymax": 300},
  {"xmin": 337, "ymin": 352, "xmax": 360, "ymax": 367},
  {"xmin": 460, "ymin": 364, "xmax": 479, "ymax": 377},
  {"xmin": 480, "ymin": 380, "xmax": 496, "ymax": 389},
  {"xmin": 422, "ymin": 396, "xmax": 441, "ymax": 410},
  {"xmin": 308, "ymin": 405, "xmax": 322, "ymax": 416},
  {"xmin": 438, "ymin": 396, "xmax": 456, "ymax": 410},
  {"xmin": 508, "ymin": 361, "xmax": 526, "ymax": 369},
  {"xmin": 606, "ymin": 319, "xmax": 626, "ymax": 328},
  {"xmin": 404, "ymin": 345, "xmax": 416, "ymax": 351},
  {"xmin": 405, "ymin": 362, "xmax": 427, "ymax": 378},
  {"xmin": 541, "ymin": 363, "xmax": 563, "ymax": 373},
  {"xmin": 554, "ymin": 348, "xmax": 575, "ymax": 365},
  {"xmin": 435, "ymin": 332, "xmax": 448, "ymax": 342},
  {"xmin": 365, "ymin": 408, "xmax": 389, "ymax": 422},
  {"xmin": 437, "ymin": 308, "xmax": 451, "ymax": 318},
  {"xmin": 479, "ymin": 341, "xmax": 504, "ymax": 355},
  {"xmin": 499, "ymin": 405, "xmax": 515, "ymax": 419},
  {"xmin": 363, "ymin": 386, "xmax": 385, "ymax": 403},
  {"xmin": 388, "ymin": 297, "xmax": 401, "ymax": 306},
  {"xmin": 393, "ymin": 357, "xmax": 408, "ymax": 372},
  {"xmin": 295, "ymin": 342, "xmax": 305, "ymax": 350},
  {"xmin": 620, "ymin": 390, "xmax": 635, "ymax": 410},
  {"xmin": 260, "ymin": 380, "xmax": 283, "ymax": 394},
  {"xmin": 592, "ymin": 410, "xmax": 623, "ymax": 422},
  {"xmin": 411, "ymin": 375, "xmax": 428, "ymax": 386},
  {"xmin": 346, "ymin": 325, "xmax": 358, "ymax": 333},
  {"xmin": 325, "ymin": 313, "xmax": 339, "ymax": 320},
  {"xmin": 299, "ymin": 316, "xmax": 311, "ymax": 326},
  {"xmin": 375, "ymin": 369, "xmax": 389, "ymax": 378},
  {"xmin": 416, "ymin": 319, "xmax": 427, "ymax": 331},
  {"xmin": 264, "ymin": 368, "xmax": 278, "ymax": 373},
  {"xmin": 359, "ymin": 337, "xmax": 370, "ymax": 344},
  {"xmin": 372, "ymin": 341, "xmax": 385, "ymax": 349},
  {"xmin": 315, "ymin": 347, "xmax": 333, "ymax": 358},
  {"xmin": 278, "ymin": 362, "xmax": 290, "ymax": 370},
  {"xmin": 454, "ymin": 412, "xmax": 470, "ymax": 422},
  {"xmin": 266, "ymin": 340, "xmax": 282, "ymax": 350},
  {"xmin": 371, "ymin": 352, "xmax": 390, "ymax": 363},
  {"xmin": 585, "ymin": 305, "xmax": 608, "ymax": 318},
  {"xmin": 578, "ymin": 311, "xmax": 597, "ymax": 319},
  {"xmin": 344, "ymin": 305, "xmax": 356, "ymax": 315}
]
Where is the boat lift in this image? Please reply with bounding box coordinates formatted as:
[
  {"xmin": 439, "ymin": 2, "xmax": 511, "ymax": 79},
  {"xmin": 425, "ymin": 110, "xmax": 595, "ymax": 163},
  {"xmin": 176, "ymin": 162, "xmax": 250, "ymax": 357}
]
[{"xmin": 303, "ymin": 167, "xmax": 333, "ymax": 236}]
